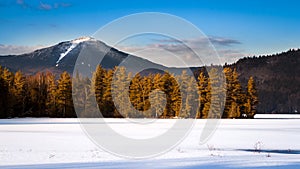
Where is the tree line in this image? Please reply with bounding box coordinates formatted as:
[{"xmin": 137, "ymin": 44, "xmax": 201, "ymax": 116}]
[{"xmin": 0, "ymin": 65, "xmax": 258, "ymax": 119}]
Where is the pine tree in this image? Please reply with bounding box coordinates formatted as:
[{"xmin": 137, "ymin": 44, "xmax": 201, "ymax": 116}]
[
  {"xmin": 0, "ymin": 66, "xmax": 5, "ymax": 118},
  {"xmin": 26, "ymin": 73, "xmax": 47, "ymax": 117},
  {"xmin": 57, "ymin": 71, "xmax": 74, "ymax": 117},
  {"xmin": 77, "ymin": 76, "xmax": 96, "ymax": 117},
  {"xmin": 177, "ymin": 71, "xmax": 188, "ymax": 118},
  {"xmin": 187, "ymin": 76, "xmax": 198, "ymax": 118},
  {"xmin": 72, "ymin": 72, "xmax": 96, "ymax": 117},
  {"xmin": 46, "ymin": 72, "xmax": 58, "ymax": 117},
  {"xmin": 202, "ymin": 78, "xmax": 211, "ymax": 119},
  {"xmin": 129, "ymin": 73, "xmax": 144, "ymax": 116},
  {"xmin": 140, "ymin": 76, "xmax": 153, "ymax": 117},
  {"xmin": 92, "ymin": 65, "xmax": 106, "ymax": 114},
  {"xmin": 12, "ymin": 71, "xmax": 26, "ymax": 116},
  {"xmin": 197, "ymin": 72, "xmax": 209, "ymax": 118},
  {"xmin": 223, "ymin": 68, "xmax": 245, "ymax": 118},
  {"xmin": 102, "ymin": 69, "xmax": 115, "ymax": 117},
  {"xmin": 207, "ymin": 67, "xmax": 226, "ymax": 118},
  {"xmin": 177, "ymin": 71, "xmax": 198, "ymax": 118},
  {"xmin": 72, "ymin": 71, "xmax": 84, "ymax": 116},
  {"xmin": 223, "ymin": 67, "xmax": 233, "ymax": 118},
  {"xmin": 111, "ymin": 67, "xmax": 131, "ymax": 118},
  {"xmin": 230, "ymin": 69, "xmax": 243, "ymax": 118},
  {"xmin": 223, "ymin": 68, "xmax": 244, "ymax": 118},
  {"xmin": 150, "ymin": 73, "xmax": 165, "ymax": 118},
  {"xmin": 245, "ymin": 76, "xmax": 258, "ymax": 118},
  {"xmin": 1, "ymin": 68, "xmax": 14, "ymax": 117},
  {"xmin": 161, "ymin": 72, "xmax": 180, "ymax": 118},
  {"xmin": 171, "ymin": 80, "xmax": 181, "ymax": 118},
  {"xmin": 129, "ymin": 73, "xmax": 154, "ymax": 118}
]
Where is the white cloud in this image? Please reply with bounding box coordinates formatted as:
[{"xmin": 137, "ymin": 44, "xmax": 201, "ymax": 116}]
[
  {"xmin": 0, "ymin": 44, "xmax": 45, "ymax": 55},
  {"xmin": 217, "ymin": 49, "xmax": 249, "ymax": 64},
  {"xmin": 116, "ymin": 36, "xmax": 246, "ymax": 67}
]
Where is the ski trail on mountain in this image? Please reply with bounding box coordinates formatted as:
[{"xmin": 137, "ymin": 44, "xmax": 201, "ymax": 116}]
[{"xmin": 56, "ymin": 37, "xmax": 92, "ymax": 66}]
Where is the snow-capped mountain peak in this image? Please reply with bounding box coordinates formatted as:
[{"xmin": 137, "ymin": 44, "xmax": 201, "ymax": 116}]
[
  {"xmin": 56, "ymin": 36, "xmax": 95, "ymax": 66},
  {"xmin": 71, "ymin": 36, "xmax": 95, "ymax": 44}
]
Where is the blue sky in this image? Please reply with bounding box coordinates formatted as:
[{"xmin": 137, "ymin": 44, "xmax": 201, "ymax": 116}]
[{"xmin": 0, "ymin": 0, "xmax": 300, "ymax": 64}]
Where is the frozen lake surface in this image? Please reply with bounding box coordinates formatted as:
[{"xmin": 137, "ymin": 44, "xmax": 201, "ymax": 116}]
[{"xmin": 0, "ymin": 118, "xmax": 299, "ymax": 169}]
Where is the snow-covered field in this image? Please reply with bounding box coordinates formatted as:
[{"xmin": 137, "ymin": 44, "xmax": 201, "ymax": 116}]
[{"xmin": 0, "ymin": 118, "xmax": 300, "ymax": 169}]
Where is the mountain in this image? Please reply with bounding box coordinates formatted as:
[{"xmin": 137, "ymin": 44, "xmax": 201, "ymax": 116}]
[
  {"xmin": 0, "ymin": 37, "xmax": 166, "ymax": 75},
  {"xmin": 0, "ymin": 37, "xmax": 299, "ymax": 114}
]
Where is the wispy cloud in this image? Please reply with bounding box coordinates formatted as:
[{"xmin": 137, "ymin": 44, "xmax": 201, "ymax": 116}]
[
  {"xmin": 16, "ymin": 0, "xmax": 31, "ymax": 9},
  {"xmin": 208, "ymin": 36, "xmax": 241, "ymax": 46},
  {"xmin": 54, "ymin": 2, "xmax": 71, "ymax": 8},
  {"xmin": 116, "ymin": 36, "xmax": 246, "ymax": 67},
  {"xmin": 39, "ymin": 2, "xmax": 52, "ymax": 10},
  {"xmin": 155, "ymin": 36, "xmax": 241, "ymax": 47},
  {"xmin": 0, "ymin": 44, "xmax": 45, "ymax": 55},
  {"xmin": 15, "ymin": 0, "xmax": 71, "ymax": 11}
]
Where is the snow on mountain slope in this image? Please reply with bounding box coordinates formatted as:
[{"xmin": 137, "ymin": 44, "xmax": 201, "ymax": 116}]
[{"xmin": 56, "ymin": 37, "xmax": 95, "ymax": 66}]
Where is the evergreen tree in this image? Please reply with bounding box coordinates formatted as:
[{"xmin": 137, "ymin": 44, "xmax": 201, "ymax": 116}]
[
  {"xmin": 57, "ymin": 71, "xmax": 74, "ymax": 117},
  {"xmin": 101, "ymin": 69, "xmax": 115, "ymax": 117},
  {"xmin": 72, "ymin": 72, "xmax": 95, "ymax": 117},
  {"xmin": 230, "ymin": 69, "xmax": 243, "ymax": 118},
  {"xmin": 202, "ymin": 78, "xmax": 211, "ymax": 119},
  {"xmin": 111, "ymin": 67, "xmax": 131, "ymax": 118},
  {"xmin": 223, "ymin": 68, "xmax": 244, "ymax": 118},
  {"xmin": 245, "ymin": 76, "xmax": 258, "ymax": 118},
  {"xmin": 160, "ymin": 72, "xmax": 182, "ymax": 118},
  {"xmin": 129, "ymin": 73, "xmax": 144, "ymax": 116},
  {"xmin": 80, "ymin": 77, "xmax": 96, "ymax": 117},
  {"xmin": 223, "ymin": 67, "xmax": 233, "ymax": 118},
  {"xmin": 177, "ymin": 71, "xmax": 198, "ymax": 118},
  {"xmin": 92, "ymin": 65, "xmax": 106, "ymax": 115},
  {"xmin": 150, "ymin": 73, "xmax": 165, "ymax": 118},
  {"xmin": 177, "ymin": 71, "xmax": 188, "ymax": 118},
  {"xmin": 207, "ymin": 67, "xmax": 226, "ymax": 118},
  {"xmin": 129, "ymin": 74, "xmax": 154, "ymax": 118},
  {"xmin": 171, "ymin": 80, "xmax": 181, "ymax": 118},
  {"xmin": 141, "ymin": 75, "xmax": 153, "ymax": 117},
  {"xmin": 26, "ymin": 73, "xmax": 47, "ymax": 117},
  {"xmin": 1, "ymin": 68, "xmax": 14, "ymax": 117},
  {"xmin": 197, "ymin": 72, "xmax": 209, "ymax": 118},
  {"xmin": 0, "ymin": 66, "xmax": 5, "ymax": 118},
  {"xmin": 46, "ymin": 72, "xmax": 58, "ymax": 117},
  {"xmin": 12, "ymin": 71, "xmax": 26, "ymax": 116},
  {"xmin": 186, "ymin": 76, "xmax": 198, "ymax": 118}
]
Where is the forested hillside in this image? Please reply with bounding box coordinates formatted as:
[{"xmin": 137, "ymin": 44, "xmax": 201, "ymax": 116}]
[
  {"xmin": 0, "ymin": 65, "xmax": 257, "ymax": 118},
  {"xmin": 230, "ymin": 49, "xmax": 300, "ymax": 113}
]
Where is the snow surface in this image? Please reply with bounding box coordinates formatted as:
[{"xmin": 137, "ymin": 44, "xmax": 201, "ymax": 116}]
[
  {"xmin": 254, "ymin": 114, "xmax": 300, "ymax": 119},
  {"xmin": 56, "ymin": 37, "xmax": 94, "ymax": 66},
  {"xmin": 0, "ymin": 118, "xmax": 300, "ymax": 169}
]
